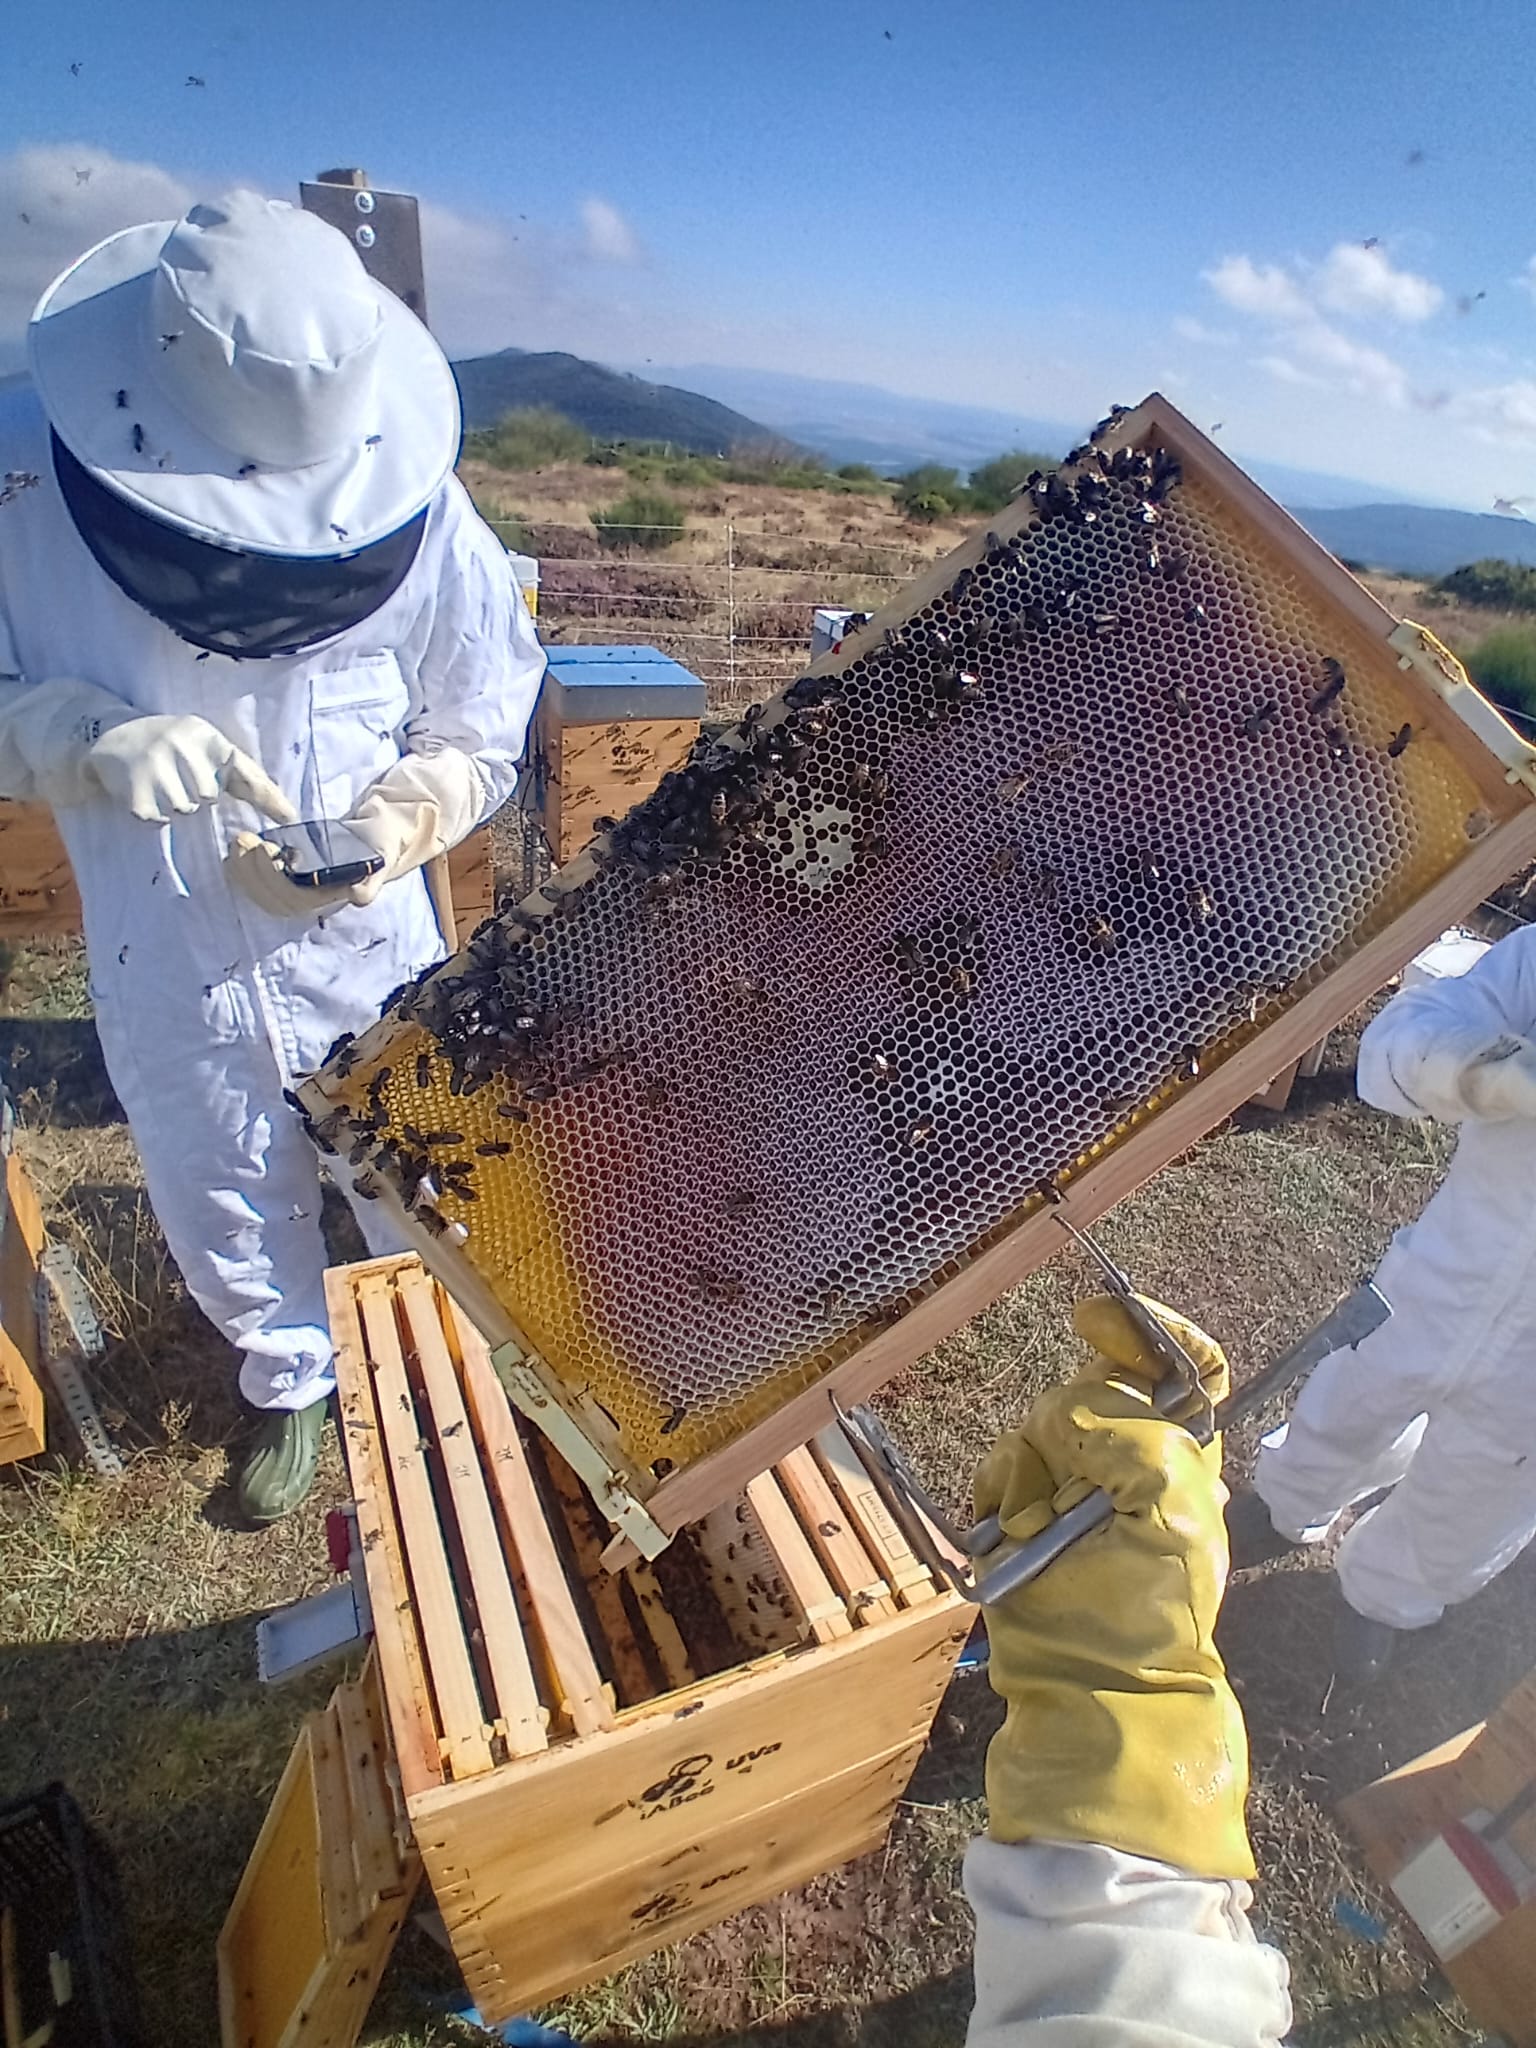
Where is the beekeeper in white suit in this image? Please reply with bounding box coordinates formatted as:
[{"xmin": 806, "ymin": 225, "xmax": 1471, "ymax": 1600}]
[
  {"xmin": 0, "ymin": 192, "xmax": 544, "ymax": 1521},
  {"xmin": 1233, "ymin": 923, "xmax": 1536, "ymax": 1683}
]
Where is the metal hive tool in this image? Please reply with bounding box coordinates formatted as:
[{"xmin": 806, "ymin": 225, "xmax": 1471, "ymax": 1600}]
[{"xmin": 301, "ymin": 395, "xmax": 1536, "ymax": 1556}]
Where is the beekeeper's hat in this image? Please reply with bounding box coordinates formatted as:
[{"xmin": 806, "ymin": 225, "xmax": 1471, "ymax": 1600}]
[{"xmin": 27, "ymin": 190, "xmax": 459, "ymax": 559}]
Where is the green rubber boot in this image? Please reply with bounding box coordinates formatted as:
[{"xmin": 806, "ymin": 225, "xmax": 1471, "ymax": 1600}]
[{"xmin": 236, "ymin": 1400, "xmax": 329, "ymax": 1526}]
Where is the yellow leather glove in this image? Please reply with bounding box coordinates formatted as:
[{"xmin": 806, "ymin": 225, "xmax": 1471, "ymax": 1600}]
[{"xmin": 974, "ymin": 1294, "xmax": 1254, "ymax": 1880}]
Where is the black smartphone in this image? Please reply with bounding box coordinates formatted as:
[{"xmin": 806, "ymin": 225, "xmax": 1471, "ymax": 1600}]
[{"xmin": 266, "ymin": 818, "xmax": 386, "ymax": 891}]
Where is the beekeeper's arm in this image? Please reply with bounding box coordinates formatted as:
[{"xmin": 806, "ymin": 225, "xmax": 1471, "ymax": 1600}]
[
  {"xmin": 966, "ymin": 1297, "xmax": 1292, "ymax": 2048},
  {"xmin": 0, "ymin": 604, "xmax": 294, "ymax": 822},
  {"xmin": 228, "ymin": 479, "xmax": 545, "ymax": 914},
  {"xmin": 1357, "ymin": 927, "xmax": 1536, "ymax": 1123}
]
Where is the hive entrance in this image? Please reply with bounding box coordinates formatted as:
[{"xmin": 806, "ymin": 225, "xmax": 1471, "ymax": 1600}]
[{"xmin": 305, "ymin": 397, "xmax": 1514, "ymax": 1509}]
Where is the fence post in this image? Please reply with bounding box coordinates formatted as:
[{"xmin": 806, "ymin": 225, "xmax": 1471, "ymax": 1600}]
[{"xmin": 726, "ymin": 519, "xmax": 737, "ymax": 703}]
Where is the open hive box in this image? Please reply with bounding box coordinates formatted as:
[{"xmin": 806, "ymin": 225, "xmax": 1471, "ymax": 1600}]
[
  {"xmin": 286, "ymin": 1254, "xmax": 968, "ymax": 2031},
  {"xmin": 299, "ymin": 395, "xmax": 1536, "ymax": 1555}
]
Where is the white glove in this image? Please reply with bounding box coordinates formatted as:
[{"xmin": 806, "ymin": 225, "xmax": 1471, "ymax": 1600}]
[
  {"xmin": 1457, "ymin": 1036, "xmax": 1536, "ymax": 1120},
  {"xmin": 224, "ymin": 744, "xmax": 487, "ymax": 921},
  {"xmin": 86, "ymin": 714, "xmax": 296, "ymax": 826}
]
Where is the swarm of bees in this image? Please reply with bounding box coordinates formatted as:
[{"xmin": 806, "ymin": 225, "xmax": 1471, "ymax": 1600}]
[{"xmin": 296, "ymin": 409, "xmax": 1446, "ymax": 1417}]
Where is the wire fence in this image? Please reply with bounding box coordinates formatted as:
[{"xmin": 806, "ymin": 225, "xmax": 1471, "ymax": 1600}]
[{"xmin": 488, "ymin": 517, "xmax": 946, "ymax": 707}]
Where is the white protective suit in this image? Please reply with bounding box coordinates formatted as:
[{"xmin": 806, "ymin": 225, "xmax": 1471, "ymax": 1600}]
[
  {"xmin": 1255, "ymin": 923, "xmax": 1536, "ymax": 1628},
  {"xmin": 966, "ymin": 1841, "xmax": 1292, "ymax": 2046},
  {"xmin": 0, "ymin": 384, "xmax": 545, "ymax": 1409}
]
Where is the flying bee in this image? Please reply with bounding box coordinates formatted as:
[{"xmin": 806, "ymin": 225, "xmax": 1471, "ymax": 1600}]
[
  {"xmin": 1186, "ymin": 883, "xmax": 1215, "ymax": 925},
  {"xmin": 644, "ymin": 872, "xmax": 682, "ymax": 904},
  {"xmin": 1029, "ymin": 865, "xmax": 1061, "ymax": 908},
  {"xmin": 1388, "ymin": 723, "xmax": 1414, "ymax": 757},
  {"xmin": 723, "ymin": 1189, "xmax": 758, "ymax": 1219},
  {"xmin": 1242, "ymin": 699, "xmax": 1279, "ymax": 739},
  {"xmin": 1102, "ymin": 1091, "xmax": 1139, "ymax": 1119},
  {"xmin": 988, "ymin": 844, "xmax": 1019, "ymax": 878},
  {"xmin": 849, "ymin": 760, "xmax": 874, "ymax": 792},
  {"xmin": 1156, "ymin": 548, "xmax": 1190, "ymax": 580},
  {"xmin": 892, "ymin": 932, "xmax": 923, "ymax": 973},
  {"xmin": 522, "ymin": 1079, "xmax": 558, "ymax": 1103},
  {"xmin": 1309, "ymin": 659, "xmax": 1347, "ymax": 715},
  {"xmin": 1167, "ymin": 681, "xmax": 1194, "ymax": 718},
  {"xmin": 954, "ymin": 911, "xmax": 982, "ymax": 944},
  {"xmin": 114, "ymin": 389, "xmax": 128, "ymax": 409},
  {"xmin": 949, "ymin": 566, "xmax": 974, "ymax": 605},
  {"xmin": 742, "ymin": 702, "xmax": 766, "ymax": 728},
  {"xmin": 1041, "ymin": 738, "xmax": 1076, "ymax": 768},
  {"xmin": 130, "ymin": 423, "xmax": 146, "ymax": 455}
]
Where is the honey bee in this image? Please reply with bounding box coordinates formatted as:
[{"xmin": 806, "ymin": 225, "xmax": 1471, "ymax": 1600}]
[
  {"xmin": 948, "ymin": 964, "xmax": 975, "ymax": 996},
  {"xmin": 1034, "ymin": 1174, "xmax": 1064, "ymax": 1206},
  {"xmin": 660, "ymin": 1404, "xmax": 690, "ymax": 1436},
  {"xmin": 639, "ymin": 1076, "xmax": 670, "ymax": 1111},
  {"xmin": 723, "ymin": 1189, "xmax": 758, "ymax": 1219},
  {"xmin": 1309, "ymin": 660, "xmax": 1347, "ymax": 715},
  {"xmin": 1242, "ymin": 699, "xmax": 1280, "ymax": 739},
  {"xmin": 1084, "ymin": 912, "xmax": 1119, "ymax": 954},
  {"xmin": 419, "ymin": 1129, "xmax": 463, "ymax": 1146},
  {"xmin": 415, "ymin": 1052, "xmax": 432, "ymax": 1089},
  {"xmin": 852, "ymin": 827, "xmax": 889, "ymax": 859},
  {"xmin": 1134, "ymin": 848, "xmax": 1164, "ymax": 884},
  {"xmin": 476, "ymin": 1141, "xmax": 514, "ymax": 1157},
  {"xmin": 904, "ymin": 1118, "xmax": 937, "ymax": 1148},
  {"xmin": 496, "ymin": 1102, "xmax": 531, "ymax": 1122},
  {"xmin": 818, "ymin": 1285, "xmax": 848, "ymax": 1317},
  {"xmin": 709, "ymin": 791, "xmax": 728, "ymax": 827},
  {"xmin": 1086, "ymin": 611, "xmax": 1121, "ymax": 637},
  {"xmin": 892, "ymin": 932, "xmax": 923, "ymax": 973},
  {"xmin": 1175, "ymin": 1045, "xmax": 1202, "ymax": 1081},
  {"xmin": 1186, "ymin": 883, "xmax": 1216, "ymax": 925},
  {"xmin": 1183, "ymin": 600, "xmax": 1210, "ymax": 627},
  {"xmin": 1387, "ymin": 723, "xmax": 1414, "ymax": 757},
  {"xmin": 727, "ymin": 971, "xmax": 768, "ymax": 1003},
  {"xmin": 1322, "ymin": 722, "xmax": 1349, "ymax": 760},
  {"xmin": 1168, "ymin": 682, "xmax": 1193, "ymax": 718},
  {"xmin": 996, "ymin": 771, "xmax": 1033, "ymax": 802},
  {"xmin": 988, "ymin": 844, "xmax": 1019, "ymax": 878},
  {"xmin": 866, "ymin": 1050, "xmax": 897, "ymax": 1082}
]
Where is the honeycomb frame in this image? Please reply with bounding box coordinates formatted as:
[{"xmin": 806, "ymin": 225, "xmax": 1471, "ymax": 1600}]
[{"xmin": 301, "ymin": 395, "xmax": 1536, "ymax": 1555}]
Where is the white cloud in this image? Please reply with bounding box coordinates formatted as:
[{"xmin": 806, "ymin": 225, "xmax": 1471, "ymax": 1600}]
[
  {"xmin": 579, "ymin": 196, "xmax": 639, "ymax": 264},
  {"xmin": 1315, "ymin": 242, "xmax": 1442, "ymax": 323},
  {"xmin": 0, "ymin": 144, "xmax": 196, "ymax": 367},
  {"xmin": 1203, "ymin": 255, "xmax": 1311, "ymax": 323},
  {"xmin": 1286, "ymin": 319, "xmax": 1410, "ymax": 406},
  {"xmin": 1256, "ymin": 354, "xmax": 1325, "ymax": 388},
  {"xmin": 1456, "ymin": 379, "xmax": 1536, "ymax": 445},
  {"xmin": 1172, "ymin": 315, "xmax": 1234, "ymax": 346}
]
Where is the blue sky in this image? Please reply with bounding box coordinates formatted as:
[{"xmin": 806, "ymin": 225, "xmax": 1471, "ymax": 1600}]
[{"xmin": 5, "ymin": 0, "xmax": 1536, "ymax": 506}]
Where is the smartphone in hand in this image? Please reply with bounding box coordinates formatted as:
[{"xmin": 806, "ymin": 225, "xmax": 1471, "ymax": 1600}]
[{"xmin": 265, "ymin": 818, "xmax": 386, "ymax": 891}]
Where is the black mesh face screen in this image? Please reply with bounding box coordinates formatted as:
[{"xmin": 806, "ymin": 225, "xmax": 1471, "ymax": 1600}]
[{"xmin": 52, "ymin": 433, "xmax": 426, "ymax": 659}]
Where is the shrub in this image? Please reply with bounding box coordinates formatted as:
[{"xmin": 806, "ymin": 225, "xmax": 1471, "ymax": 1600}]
[
  {"xmin": 1467, "ymin": 626, "xmax": 1536, "ymax": 719},
  {"xmin": 967, "ymin": 449, "xmax": 1059, "ymax": 514},
  {"xmin": 592, "ymin": 490, "xmax": 687, "ymax": 553},
  {"xmin": 895, "ymin": 464, "xmax": 964, "ymax": 522},
  {"xmin": 464, "ymin": 407, "xmax": 592, "ymax": 470},
  {"xmin": 837, "ymin": 462, "xmax": 881, "ymax": 484},
  {"xmin": 1433, "ymin": 559, "xmax": 1536, "ymax": 612}
]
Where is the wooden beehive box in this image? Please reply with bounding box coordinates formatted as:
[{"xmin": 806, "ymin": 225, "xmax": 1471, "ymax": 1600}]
[
  {"xmin": 0, "ymin": 1146, "xmax": 47, "ymax": 1465},
  {"xmin": 535, "ymin": 645, "xmax": 705, "ymax": 863},
  {"xmin": 1341, "ymin": 1668, "xmax": 1536, "ymax": 2045},
  {"xmin": 320, "ymin": 1254, "xmax": 967, "ymax": 2027},
  {"xmin": 300, "ymin": 395, "xmax": 1536, "ymax": 1559},
  {"xmin": 218, "ymin": 1654, "xmax": 419, "ymax": 2048}
]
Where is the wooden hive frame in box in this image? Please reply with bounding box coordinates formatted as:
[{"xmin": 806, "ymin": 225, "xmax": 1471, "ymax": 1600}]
[
  {"xmin": 299, "ymin": 395, "xmax": 1536, "ymax": 1559},
  {"xmin": 284, "ymin": 1255, "xmax": 969, "ymax": 2030}
]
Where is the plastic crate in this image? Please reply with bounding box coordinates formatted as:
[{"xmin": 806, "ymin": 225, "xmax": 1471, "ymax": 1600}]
[{"xmin": 0, "ymin": 1783, "xmax": 145, "ymax": 2047}]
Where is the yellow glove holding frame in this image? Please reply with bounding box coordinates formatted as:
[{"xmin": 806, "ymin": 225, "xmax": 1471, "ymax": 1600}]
[{"xmin": 974, "ymin": 1293, "xmax": 1254, "ymax": 1879}]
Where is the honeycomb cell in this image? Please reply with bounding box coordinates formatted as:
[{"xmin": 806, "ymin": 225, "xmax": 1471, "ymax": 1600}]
[{"xmin": 314, "ymin": 434, "xmax": 1494, "ymax": 1479}]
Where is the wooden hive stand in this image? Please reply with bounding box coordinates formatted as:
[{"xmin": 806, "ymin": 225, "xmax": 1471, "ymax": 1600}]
[{"xmin": 223, "ymin": 1254, "xmax": 968, "ymax": 2044}]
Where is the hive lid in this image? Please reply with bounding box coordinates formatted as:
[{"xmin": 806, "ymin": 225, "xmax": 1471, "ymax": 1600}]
[
  {"xmin": 300, "ymin": 395, "xmax": 1536, "ymax": 1558},
  {"xmin": 541, "ymin": 644, "xmax": 708, "ymax": 726}
]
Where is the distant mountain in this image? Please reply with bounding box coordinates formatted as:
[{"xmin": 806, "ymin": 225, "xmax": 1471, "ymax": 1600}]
[
  {"xmin": 643, "ymin": 362, "xmax": 1419, "ymax": 510},
  {"xmin": 451, "ymin": 348, "xmax": 777, "ymax": 454},
  {"xmin": 1292, "ymin": 503, "xmax": 1536, "ymax": 578}
]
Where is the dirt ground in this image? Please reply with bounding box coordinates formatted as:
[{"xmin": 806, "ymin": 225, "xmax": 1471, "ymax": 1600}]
[{"xmin": 1, "ymin": 515, "xmax": 1527, "ymax": 2044}]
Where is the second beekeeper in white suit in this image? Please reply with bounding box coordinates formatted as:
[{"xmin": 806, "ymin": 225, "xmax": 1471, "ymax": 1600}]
[{"xmin": 0, "ymin": 192, "xmax": 544, "ymax": 1520}]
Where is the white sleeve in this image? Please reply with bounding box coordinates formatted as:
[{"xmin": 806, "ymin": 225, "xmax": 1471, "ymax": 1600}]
[
  {"xmin": 399, "ymin": 478, "xmax": 546, "ymax": 827},
  {"xmin": 1357, "ymin": 930, "xmax": 1536, "ymax": 1122},
  {"xmin": 965, "ymin": 1839, "xmax": 1292, "ymax": 2048}
]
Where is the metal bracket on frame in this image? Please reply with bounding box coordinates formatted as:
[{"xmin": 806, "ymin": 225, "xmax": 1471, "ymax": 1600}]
[
  {"xmin": 1390, "ymin": 620, "xmax": 1536, "ymax": 797},
  {"xmin": 489, "ymin": 1341, "xmax": 672, "ymax": 1561}
]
